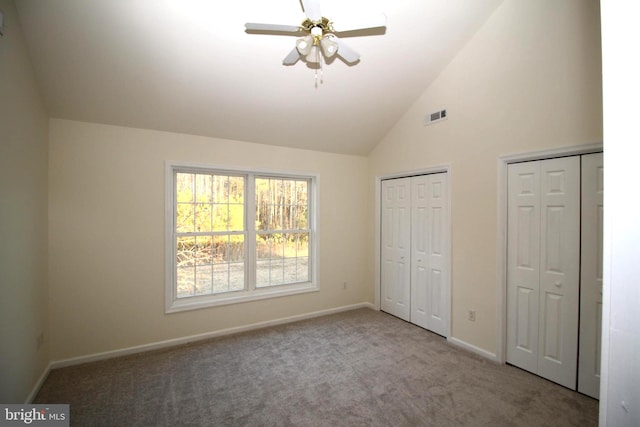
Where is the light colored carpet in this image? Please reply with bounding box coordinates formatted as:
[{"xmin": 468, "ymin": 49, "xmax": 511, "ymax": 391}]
[{"xmin": 34, "ymin": 308, "xmax": 598, "ymax": 426}]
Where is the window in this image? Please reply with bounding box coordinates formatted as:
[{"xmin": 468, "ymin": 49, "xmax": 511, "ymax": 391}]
[
  {"xmin": 166, "ymin": 163, "xmax": 318, "ymax": 312},
  {"xmin": 255, "ymin": 177, "xmax": 310, "ymax": 288}
]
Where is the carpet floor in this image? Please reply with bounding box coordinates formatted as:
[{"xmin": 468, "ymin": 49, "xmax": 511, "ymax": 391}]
[{"xmin": 34, "ymin": 308, "xmax": 598, "ymax": 426}]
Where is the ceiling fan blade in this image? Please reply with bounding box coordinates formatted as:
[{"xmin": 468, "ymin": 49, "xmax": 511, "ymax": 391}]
[
  {"xmin": 245, "ymin": 23, "xmax": 301, "ymax": 33},
  {"xmin": 332, "ymin": 13, "xmax": 387, "ymax": 33},
  {"xmin": 300, "ymin": 0, "xmax": 322, "ymax": 21},
  {"xmin": 335, "ymin": 39, "xmax": 360, "ymax": 64},
  {"xmin": 282, "ymin": 48, "xmax": 301, "ymax": 65}
]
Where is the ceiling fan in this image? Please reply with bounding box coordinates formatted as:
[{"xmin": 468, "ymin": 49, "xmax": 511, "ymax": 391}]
[{"xmin": 244, "ymin": 0, "xmax": 386, "ymax": 67}]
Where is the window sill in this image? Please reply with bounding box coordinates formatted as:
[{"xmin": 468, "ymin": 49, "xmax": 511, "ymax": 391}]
[{"xmin": 166, "ymin": 282, "xmax": 319, "ymax": 314}]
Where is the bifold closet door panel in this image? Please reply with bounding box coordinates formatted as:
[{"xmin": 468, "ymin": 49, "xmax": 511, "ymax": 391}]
[
  {"xmin": 578, "ymin": 152, "xmax": 604, "ymax": 399},
  {"xmin": 381, "ymin": 178, "xmax": 411, "ymax": 321},
  {"xmin": 536, "ymin": 156, "xmax": 580, "ymax": 390},
  {"xmin": 410, "ymin": 173, "xmax": 449, "ymax": 336},
  {"xmin": 426, "ymin": 173, "xmax": 449, "ymax": 337},
  {"xmin": 411, "ymin": 175, "xmax": 430, "ymax": 329},
  {"xmin": 506, "ymin": 157, "xmax": 580, "ymax": 390},
  {"xmin": 507, "ymin": 161, "xmax": 542, "ymax": 373}
]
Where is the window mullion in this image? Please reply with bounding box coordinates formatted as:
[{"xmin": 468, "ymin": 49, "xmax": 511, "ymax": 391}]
[{"xmin": 246, "ymin": 173, "xmax": 256, "ymax": 291}]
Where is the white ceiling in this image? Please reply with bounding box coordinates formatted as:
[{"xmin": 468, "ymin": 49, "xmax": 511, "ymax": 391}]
[{"xmin": 15, "ymin": 0, "xmax": 503, "ymax": 155}]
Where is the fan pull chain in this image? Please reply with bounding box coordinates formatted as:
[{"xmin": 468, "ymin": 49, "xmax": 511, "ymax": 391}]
[{"xmin": 314, "ymin": 48, "xmax": 324, "ymax": 88}]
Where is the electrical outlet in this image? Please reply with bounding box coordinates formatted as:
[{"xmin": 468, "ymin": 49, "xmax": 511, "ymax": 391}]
[{"xmin": 468, "ymin": 310, "xmax": 476, "ymax": 322}]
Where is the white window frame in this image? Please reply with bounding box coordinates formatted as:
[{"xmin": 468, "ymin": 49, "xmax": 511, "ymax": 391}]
[{"xmin": 165, "ymin": 161, "xmax": 319, "ymax": 313}]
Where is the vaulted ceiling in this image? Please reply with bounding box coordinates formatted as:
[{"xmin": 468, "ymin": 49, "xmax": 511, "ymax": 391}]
[{"xmin": 15, "ymin": 0, "xmax": 503, "ymax": 155}]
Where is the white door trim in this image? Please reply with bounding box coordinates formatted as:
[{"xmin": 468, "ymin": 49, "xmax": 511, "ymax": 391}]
[
  {"xmin": 375, "ymin": 164, "xmax": 452, "ymax": 337},
  {"xmin": 496, "ymin": 143, "xmax": 603, "ymax": 363}
]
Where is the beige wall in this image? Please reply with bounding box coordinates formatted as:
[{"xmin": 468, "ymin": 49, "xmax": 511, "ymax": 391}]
[
  {"xmin": 0, "ymin": 0, "xmax": 50, "ymax": 402},
  {"xmin": 369, "ymin": 0, "xmax": 602, "ymax": 355},
  {"xmin": 48, "ymin": 119, "xmax": 371, "ymax": 361}
]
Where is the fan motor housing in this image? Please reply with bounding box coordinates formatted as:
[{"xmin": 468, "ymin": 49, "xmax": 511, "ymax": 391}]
[{"xmin": 301, "ymin": 17, "xmax": 333, "ymax": 34}]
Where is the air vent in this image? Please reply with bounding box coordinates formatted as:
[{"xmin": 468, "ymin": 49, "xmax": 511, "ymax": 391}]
[{"xmin": 424, "ymin": 109, "xmax": 447, "ymax": 126}]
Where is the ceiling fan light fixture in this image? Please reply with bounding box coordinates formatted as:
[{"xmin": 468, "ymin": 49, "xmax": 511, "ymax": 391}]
[
  {"xmin": 296, "ymin": 35, "xmax": 313, "ymax": 56},
  {"xmin": 320, "ymin": 35, "xmax": 338, "ymax": 58},
  {"xmin": 306, "ymin": 45, "xmax": 320, "ymax": 63}
]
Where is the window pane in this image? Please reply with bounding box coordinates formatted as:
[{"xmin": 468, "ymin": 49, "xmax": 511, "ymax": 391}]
[
  {"xmin": 213, "ymin": 235, "xmax": 228, "ymax": 262},
  {"xmin": 270, "ymin": 179, "xmax": 282, "ymax": 206},
  {"xmin": 256, "ymin": 259, "xmax": 270, "ymax": 287},
  {"xmin": 229, "ymin": 203, "xmax": 244, "ymax": 232},
  {"xmin": 195, "ymin": 203, "xmax": 212, "ymax": 232},
  {"xmin": 296, "ymin": 206, "xmax": 308, "ymax": 229},
  {"xmin": 229, "ymin": 236, "xmax": 245, "ymax": 263},
  {"xmin": 296, "ymin": 233, "xmax": 309, "ymax": 257},
  {"xmin": 195, "ymin": 265, "xmax": 213, "ymax": 295},
  {"xmin": 296, "ymin": 181, "xmax": 306, "ymax": 204},
  {"xmin": 213, "ymin": 175, "xmax": 229, "ymax": 203},
  {"xmin": 256, "ymin": 233, "xmax": 273, "ymax": 288},
  {"xmin": 177, "ymin": 236, "xmax": 196, "ymax": 267},
  {"xmin": 256, "ymin": 234, "xmax": 271, "ymax": 260},
  {"xmin": 176, "ymin": 173, "xmax": 194, "ymax": 203},
  {"xmin": 229, "ymin": 262, "xmax": 244, "ymax": 291},
  {"xmin": 271, "ymin": 258, "xmax": 284, "ymax": 286},
  {"xmin": 283, "ymin": 258, "xmax": 297, "ymax": 284},
  {"xmin": 283, "ymin": 233, "xmax": 295, "ymax": 258},
  {"xmin": 270, "ymin": 205, "xmax": 280, "ymax": 230},
  {"xmin": 287, "ymin": 180, "xmax": 296, "ymax": 205},
  {"xmin": 213, "ymin": 263, "xmax": 230, "ymax": 293},
  {"xmin": 176, "ymin": 203, "xmax": 195, "ymax": 233},
  {"xmin": 196, "ymin": 236, "xmax": 212, "ymax": 266},
  {"xmin": 177, "ymin": 266, "xmax": 194, "ymax": 298},
  {"xmin": 230, "ymin": 176, "xmax": 244, "ymax": 204},
  {"xmin": 281, "ymin": 205, "xmax": 292, "ymax": 230},
  {"xmin": 256, "ymin": 178, "xmax": 269, "ymax": 230},
  {"xmin": 213, "ymin": 204, "xmax": 229, "ymax": 231},
  {"xmin": 255, "ymin": 204, "xmax": 268, "ymax": 231},
  {"xmin": 195, "ymin": 174, "xmax": 213, "ymax": 203},
  {"xmin": 271, "ymin": 233, "xmax": 284, "ymax": 259}
]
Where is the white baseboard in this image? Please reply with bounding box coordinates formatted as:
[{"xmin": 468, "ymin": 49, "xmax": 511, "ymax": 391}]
[
  {"xmin": 447, "ymin": 337, "xmax": 500, "ymax": 362},
  {"xmin": 51, "ymin": 303, "xmax": 374, "ymax": 369},
  {"xmin": 26, "ymin": 362, "xmax": 52, "ymax": 403}
]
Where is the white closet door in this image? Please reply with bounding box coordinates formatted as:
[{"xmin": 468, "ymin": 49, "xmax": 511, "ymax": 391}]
[
  {"xmin": 381, "ymin": 178, "xmax": 411, "ymax": 321},
  {"xmin": 507, "ymin": 161, "xmax": 542, "ymax": 373},
  {"xmin": 411, "ymin": 176, "xmax": 430, "ymax": 328},
  {"xmin": 411, "ymin": 173, "xmax": 449, "ymax": 336},
  {"xmin": 507, "ymin": 157, "xmax": 580, "ymax": 389},
  {"xmin": 578, "ymin": 152, "xmax": 604, "ymax": 399},
  {"xmin": 537, "ymin": 156, "xmax": 580, "ymax": 389}
]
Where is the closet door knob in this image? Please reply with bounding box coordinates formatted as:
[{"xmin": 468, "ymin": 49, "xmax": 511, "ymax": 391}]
[{"xmin": 555, "ymin": 281, "xmax": 562, "ymax": 287}]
